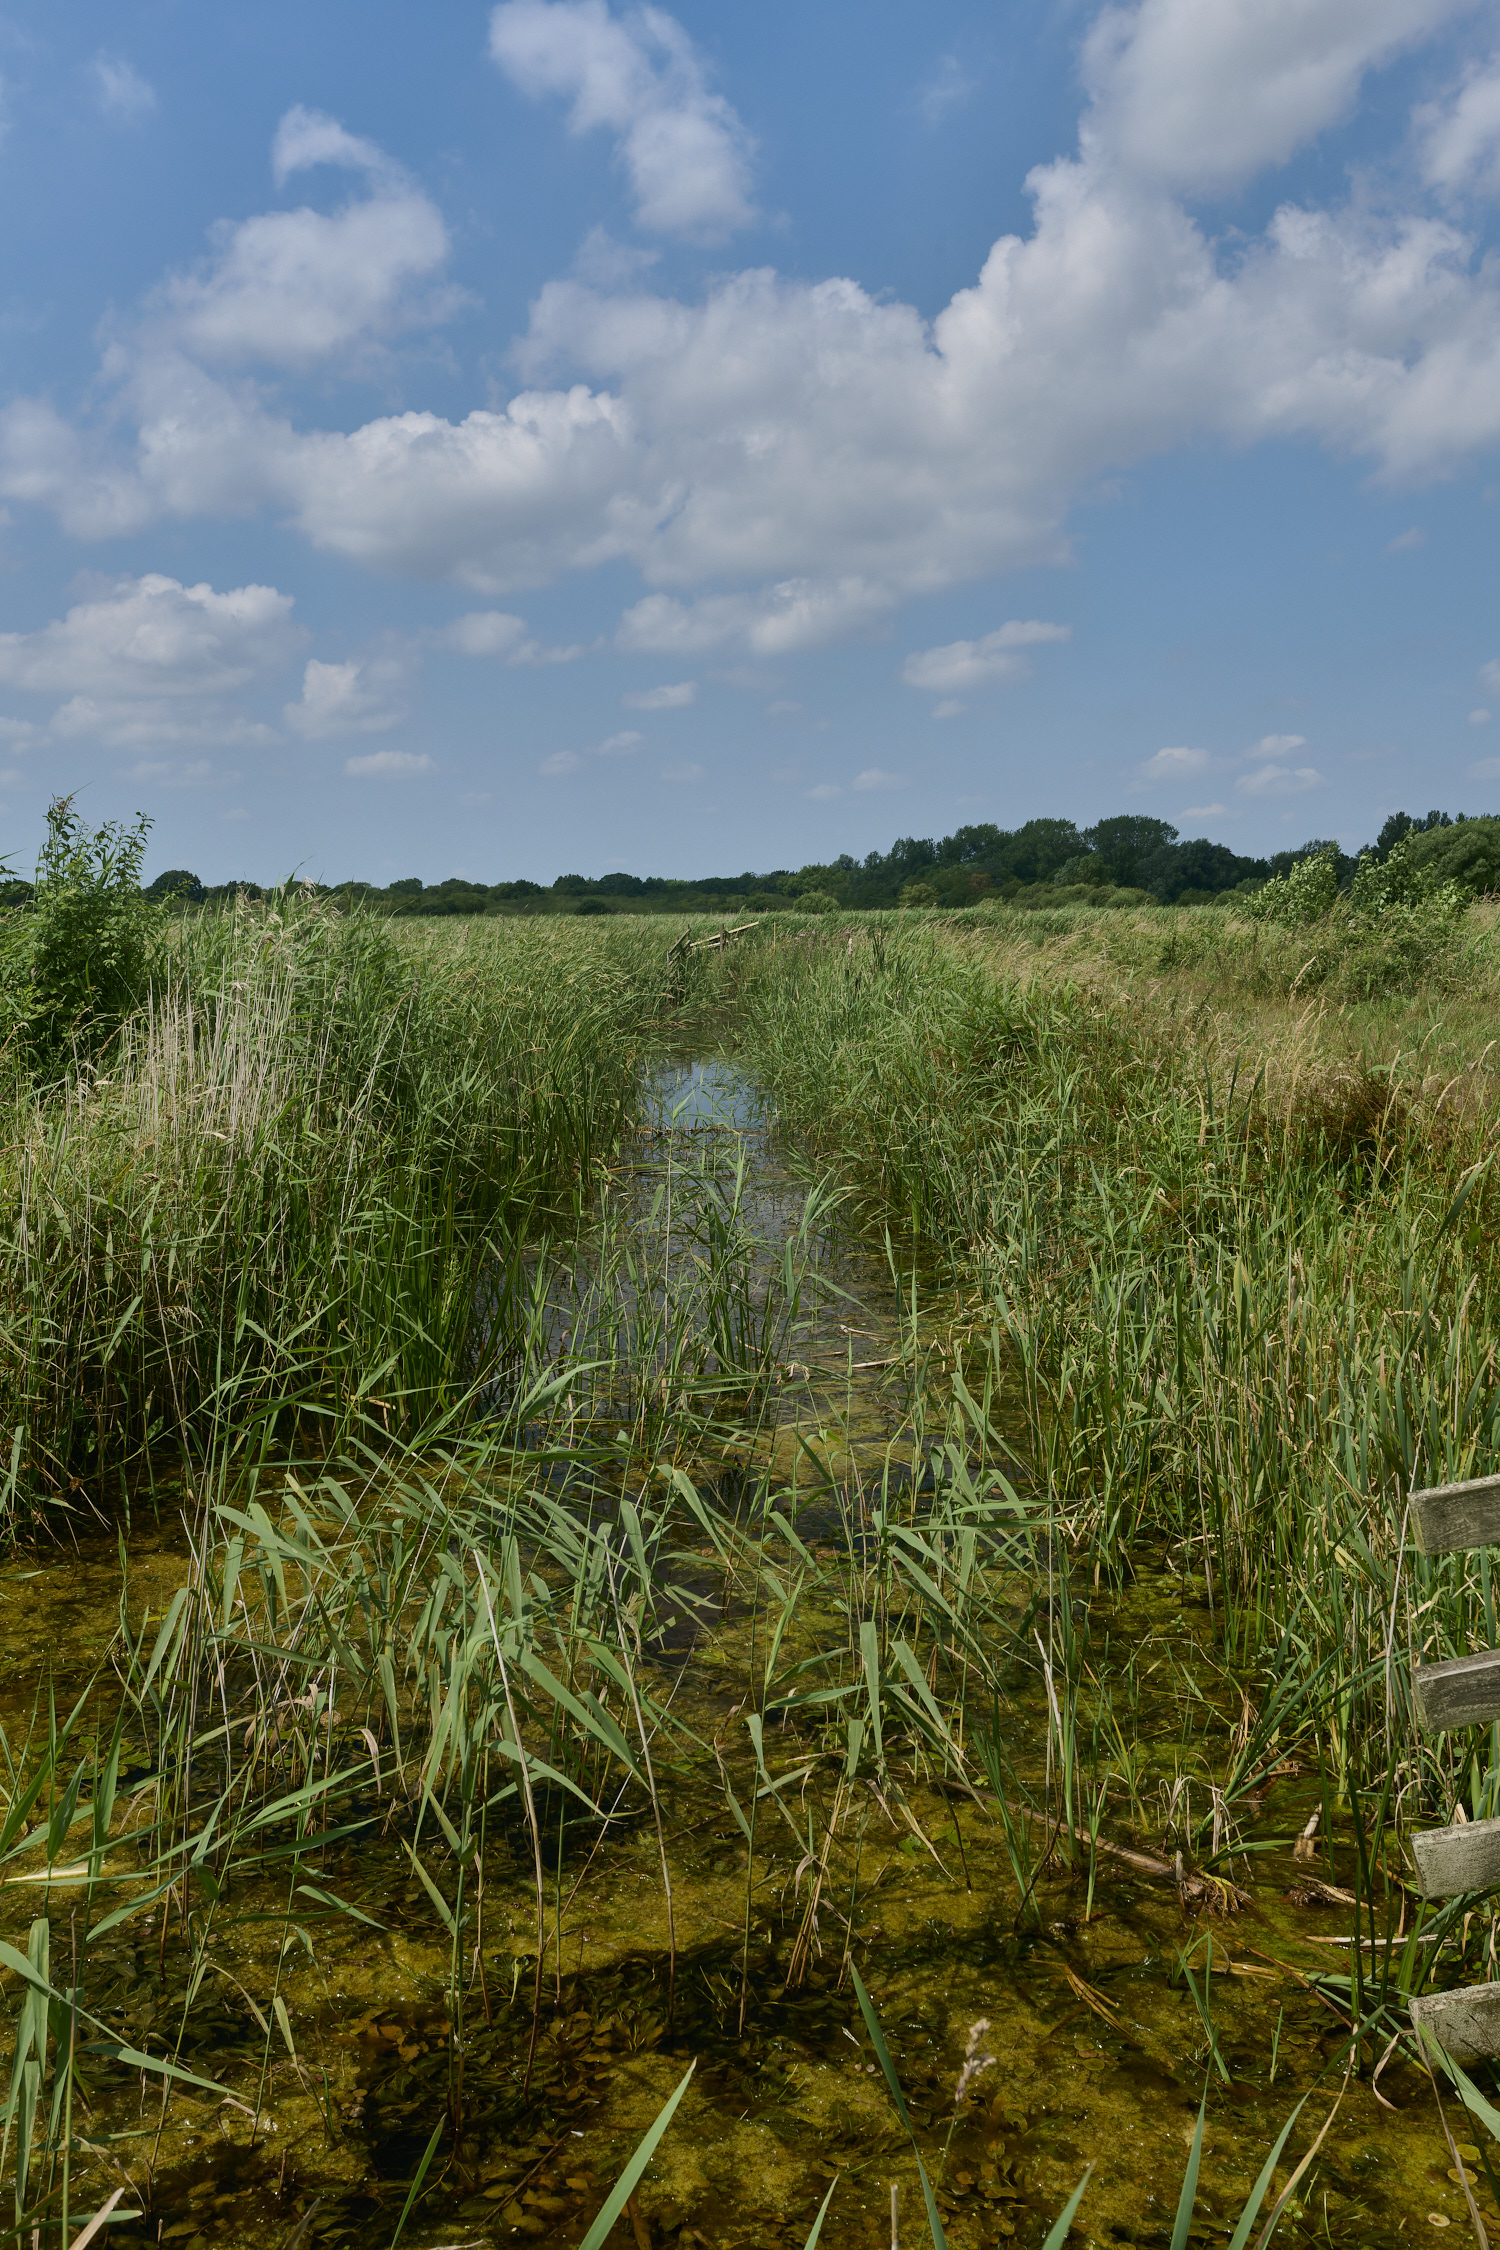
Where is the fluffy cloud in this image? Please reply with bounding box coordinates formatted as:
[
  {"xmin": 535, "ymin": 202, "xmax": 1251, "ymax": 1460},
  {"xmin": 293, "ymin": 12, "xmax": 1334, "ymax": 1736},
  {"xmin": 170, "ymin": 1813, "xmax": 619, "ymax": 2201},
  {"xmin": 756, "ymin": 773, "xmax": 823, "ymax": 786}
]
[
  {"xmin": 153, "ymin": 106, "xmax": 452, "ymax": 371},
  {"xmin": 126, "ymin": 758, "xmax": 219, "ymax": 787},
  {"xmin": 618, "ymin": 579, "xmax": 894, "ymax": 656},
  {"xmin": 853, "ymin": 767, "xmax": 906, "ymax": 790},
  {"xmin": 623, "ymin": 679, "xmax": 695, "ymax": 707},
  {"xmin": 540, "ymin": 748, "xmax": 582, "ymax": 774},
  {"xmin": 345, "ymin": 749, "xmax": 433, "ymax": 777},
  {"xmin": 1249, "ymin": 732, "xmax": 1308, "ymax": 757},
  {"xmin": 1471, "ymin": 708, "xmax": 1492, "ymax": 724},
  {"xmin": 919, "ymin": 57, "xmax": 975, "ymax": 127},
  {"xmin": 436, "ymin": 610, "xmax": 584, "ymax": 662},
  {"xmin": 596, "ymin": 728, "xmax": 642, "ymax": 753},
  {"xmin": 93, "ymin": 56, "xmax": 157, "ymax": 122},
  {"xmin": 0, "ymin": 574, "xmax": 297, "ymax": 698},
  {"xmin": 1419, "ymin": 57, "xmax": 1500, "ymax": 196},
  {"xmin": 285, "ymin": 655, "xmax": 406, "ymax": 738},
  {"xmin": 8, "ymin": 5, "xmax": 1500, "ymax": 646},
  {"xmin": 0, "ymin": 573, "xmax": 301, "ymax": 747},
  {"xmin": 1237, "ymin": 760, "xmax": 1324, "ymax": 796},
  {"xmin": 1082, "ymin": 0, "xmax": 1454, "ymax": 191},
  {"xmin": 489, "ymin": 0, "xmax": 754, "ymax": 238},
  {"xmin": 1481, "ymin": 659, "xmax": 1500, "ymax": 696},
  {"xmin": 901, "ymin": 621, "xmax": 1070, "ymax": 694},
  {"xmin": 1138, "ymin": 744, "xmax": 1211, "ymax": 782}
]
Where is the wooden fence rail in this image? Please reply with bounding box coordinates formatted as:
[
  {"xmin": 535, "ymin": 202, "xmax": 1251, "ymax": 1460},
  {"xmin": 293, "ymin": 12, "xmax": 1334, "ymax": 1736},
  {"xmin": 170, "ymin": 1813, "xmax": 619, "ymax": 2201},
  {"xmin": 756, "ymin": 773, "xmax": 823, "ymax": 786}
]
[{"xmin": 1406, "ymin": 1473, "xmax": 1500, "ymax": 2061}]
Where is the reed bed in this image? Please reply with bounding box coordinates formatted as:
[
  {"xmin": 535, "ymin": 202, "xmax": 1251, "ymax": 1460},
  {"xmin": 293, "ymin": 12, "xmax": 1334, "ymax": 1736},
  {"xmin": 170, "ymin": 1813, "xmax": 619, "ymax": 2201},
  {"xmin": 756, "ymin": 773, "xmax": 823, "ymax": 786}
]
[
  {"xmin": 0, "ymin": 899, "xmax": 1495, "ymax": 2246},
  {"xmin": 725, "ymin": 911, "xmax": 1500, "ymax": 1852},
  {"xmin": 0, "ymin": 899, "xmax": 672, "ymax": 1513}
]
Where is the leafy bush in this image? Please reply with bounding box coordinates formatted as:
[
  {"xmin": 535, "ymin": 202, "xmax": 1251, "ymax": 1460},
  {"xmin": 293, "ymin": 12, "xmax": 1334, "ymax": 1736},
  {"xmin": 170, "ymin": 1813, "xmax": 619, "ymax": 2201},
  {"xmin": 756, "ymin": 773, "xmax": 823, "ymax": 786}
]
[
  {"xmin": 1244, "ymin": 848, "xmax": 1339, "ymax": 927},
  {"xmin": 0, "ymin": 798, "xmax": 160, "ymax": 1068},
  {"xmin": 796, "ymin": 888, "xmax": 844, "ymax": 914},
  {"xmin": 1347, "ymin": 834, "xmax": 1438, "ymax": 915}
]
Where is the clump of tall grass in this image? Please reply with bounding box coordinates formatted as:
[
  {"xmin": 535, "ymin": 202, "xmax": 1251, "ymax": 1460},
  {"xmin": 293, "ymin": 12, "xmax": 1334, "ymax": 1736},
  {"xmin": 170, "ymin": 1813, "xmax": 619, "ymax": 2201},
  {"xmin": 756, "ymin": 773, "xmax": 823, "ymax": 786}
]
[
  {"xmin": 720, "ymin": 916, "xmax": 1500, "ymax": 1834},
  {"xmin": 0, "ymin": 895, "xmax": 673, "ymax": 1512}
]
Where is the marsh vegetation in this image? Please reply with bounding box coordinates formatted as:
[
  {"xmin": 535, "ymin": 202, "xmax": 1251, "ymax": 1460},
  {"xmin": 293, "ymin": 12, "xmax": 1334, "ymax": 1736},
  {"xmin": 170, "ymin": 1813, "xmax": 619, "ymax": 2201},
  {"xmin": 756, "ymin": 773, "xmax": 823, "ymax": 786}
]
[{"xmin": 3, "ymin": 870, "xmax": 1500, "ymax": 2247}]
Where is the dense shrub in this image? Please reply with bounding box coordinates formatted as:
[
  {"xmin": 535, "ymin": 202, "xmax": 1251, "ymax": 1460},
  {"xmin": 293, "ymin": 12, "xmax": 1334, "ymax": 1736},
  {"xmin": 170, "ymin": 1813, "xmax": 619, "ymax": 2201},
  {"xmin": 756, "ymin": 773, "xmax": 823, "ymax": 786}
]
[
  {"xmin": 1244, "ymin": 848, "xmax": 1339, "ymax": 927},
  {"xmin": 0, "ymin": 798, "xmax": 160, "ymax": 1069}
]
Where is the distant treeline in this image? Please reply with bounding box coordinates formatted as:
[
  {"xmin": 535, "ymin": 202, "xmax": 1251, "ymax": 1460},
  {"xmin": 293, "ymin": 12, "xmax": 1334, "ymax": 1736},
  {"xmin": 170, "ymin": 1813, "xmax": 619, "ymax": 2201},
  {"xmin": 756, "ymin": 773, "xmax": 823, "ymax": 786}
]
[{"xmin": 62, "ymin": 805, "xmax": 1500, "ymax": 919}]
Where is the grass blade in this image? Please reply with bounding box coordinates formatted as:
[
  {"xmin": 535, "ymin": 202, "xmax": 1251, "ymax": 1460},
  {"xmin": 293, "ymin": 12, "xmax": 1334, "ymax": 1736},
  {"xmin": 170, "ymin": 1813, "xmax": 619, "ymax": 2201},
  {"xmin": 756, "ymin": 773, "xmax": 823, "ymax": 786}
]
[
  {"xmin": 1041, "ymin": 2167, "xmax": 1095, "ymax": 2250},
  {"xmin": 800, "ymin": 2178, "xmax": 837, "ymax": 2248},
  {"xmin": 389, "ymin": 2114, "xmax": 444, "ymax": 2250},
  {"xmin": 849, "ymin": 1963, "xmax": 947, "ymax": 2248},
  {"xmin": 579, "ymin": 2061, "xmax": 696, "ymax": 2250},
  {"xmin": 1171, "ymin": 2086, "xmax": 1207, "ymax": 2250}
]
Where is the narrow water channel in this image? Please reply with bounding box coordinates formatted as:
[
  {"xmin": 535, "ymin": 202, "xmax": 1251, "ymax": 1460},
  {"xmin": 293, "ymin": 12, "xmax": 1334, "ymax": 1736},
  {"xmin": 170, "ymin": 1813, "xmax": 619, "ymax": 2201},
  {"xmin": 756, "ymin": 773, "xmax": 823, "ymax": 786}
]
[{"xmin": 0, "ymin": 1054, "xmax": 1475, "ymax": 2248}]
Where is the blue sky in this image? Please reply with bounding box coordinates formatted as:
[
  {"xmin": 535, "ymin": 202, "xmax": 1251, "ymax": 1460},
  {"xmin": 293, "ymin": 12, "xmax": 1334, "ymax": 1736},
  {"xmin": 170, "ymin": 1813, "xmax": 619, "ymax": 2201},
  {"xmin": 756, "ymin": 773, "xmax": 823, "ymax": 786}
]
[{"xmin": 0, "ymin": 0, "xmax": 1498, "ymax": 884}]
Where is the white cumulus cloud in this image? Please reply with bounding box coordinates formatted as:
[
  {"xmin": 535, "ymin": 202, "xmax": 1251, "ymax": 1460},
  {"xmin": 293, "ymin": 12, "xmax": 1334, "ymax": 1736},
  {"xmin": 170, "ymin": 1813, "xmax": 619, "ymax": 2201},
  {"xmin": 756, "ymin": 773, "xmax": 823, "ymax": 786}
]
[
  {"xmin": 154, "ymin": 107, "xmax": 453, "ymax": 370},
  {"xmin": 596, "ymin": 728, "xmax": 642, "ymax": 753},
  {"xmin": 0, "ymin": 573, "xmax": 301, "ymax": 747},
  {"xmin": 901, "ymin": 621, "xmax": 1070, "ymax": 694},
  {"xmin": 618, "ymin": 579, "xmax": 893, "ymax": 656},
  {"xmin": 489, "ymin": 0, "xmax": 755, "ymax": 238},
  {"xmin": 853, "ymin": 767, "xmax": 907, "ymax": 790},
  {"xmin": 285, "ymin": 654, "xmax": 407, "ymax": 738},
  {"xmin": 436, "ymin": 610, "xmax": 583, "ymax": 662},
  {"xmin": 1083, "ymin": 0, "xmax": 1456, "ymax": 191},
  {"xmin": 1237, "ymin": 760, "xmax": 1324, "ymax": 796},
  {"xmin": 1481, "ymin": 660, "xmax": 1500, "ymax": 696},
  {"xmin": 5, "ymin": 0, "xmax": 1500, "ymax": 651},
  {"xmin": 623, "ymin": 679, "xmax": 695, "ymax": 707},
  {"xmin": 345, "ymin": 748, "xmax": 433, "ymax": 777},
  {"xmin": 1420, "ymin": 56, "xmax": 1500, "ymax": 197},
  {"xmin": 1138, "ymin": 744, "xmax": 1211, "ymax": 782},
  {"xmin": 93, "ymin": 56, "xmax": 157, "ymax": 122}
]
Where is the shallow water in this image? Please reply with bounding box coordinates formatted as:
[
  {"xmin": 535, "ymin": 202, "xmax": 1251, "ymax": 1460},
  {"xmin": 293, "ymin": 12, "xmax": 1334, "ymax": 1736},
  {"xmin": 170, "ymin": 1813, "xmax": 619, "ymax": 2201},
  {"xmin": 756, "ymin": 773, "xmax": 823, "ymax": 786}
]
[{"xmin": 0, "ymin": 1056, "xmax": 1481, "ymax": 2249}]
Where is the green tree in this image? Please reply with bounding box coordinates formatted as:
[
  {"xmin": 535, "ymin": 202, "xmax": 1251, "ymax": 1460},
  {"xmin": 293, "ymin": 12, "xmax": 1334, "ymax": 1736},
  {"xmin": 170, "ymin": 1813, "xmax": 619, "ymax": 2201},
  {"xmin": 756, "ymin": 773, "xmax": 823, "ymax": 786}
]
[
  {"xmin": 145, "ymin": 868, "xmax": 205, "ymax": 905},
  {"xmin": 1081, "ymin": 814, "xmax": 1178, "ymax": 886},
  {"xmin": 1408, "ymin": 816, "xmax": 1500, "ymax": 897}
]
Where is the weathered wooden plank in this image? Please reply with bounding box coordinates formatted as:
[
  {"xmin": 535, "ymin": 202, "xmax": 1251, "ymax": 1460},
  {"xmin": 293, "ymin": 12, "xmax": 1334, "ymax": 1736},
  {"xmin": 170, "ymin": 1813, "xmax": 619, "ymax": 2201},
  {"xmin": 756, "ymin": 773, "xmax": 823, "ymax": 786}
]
[
  {"xmin": 1411, "ymin": 1981, "xmax": 1500, "ymax": 2064},
  {"xmin": 1412, "ymin": 1474, "xmax": 1500, "ymax": 1556},
  {"xmin": 1413, "ymin": 1649, "xmax": 1500, "ymax": 1733},
  {"xmin": 1411, "ymin": 1816, "xmax": 1500, "ymax": 1899}
]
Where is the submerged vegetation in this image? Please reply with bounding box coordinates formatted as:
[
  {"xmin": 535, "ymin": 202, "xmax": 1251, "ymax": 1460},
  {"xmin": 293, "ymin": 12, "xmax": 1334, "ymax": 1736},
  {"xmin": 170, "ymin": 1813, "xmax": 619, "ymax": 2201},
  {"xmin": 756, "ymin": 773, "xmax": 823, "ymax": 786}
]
[{"xmin": 4, "ymin": 847, "xmax": 1500, "ymax": 2244}]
